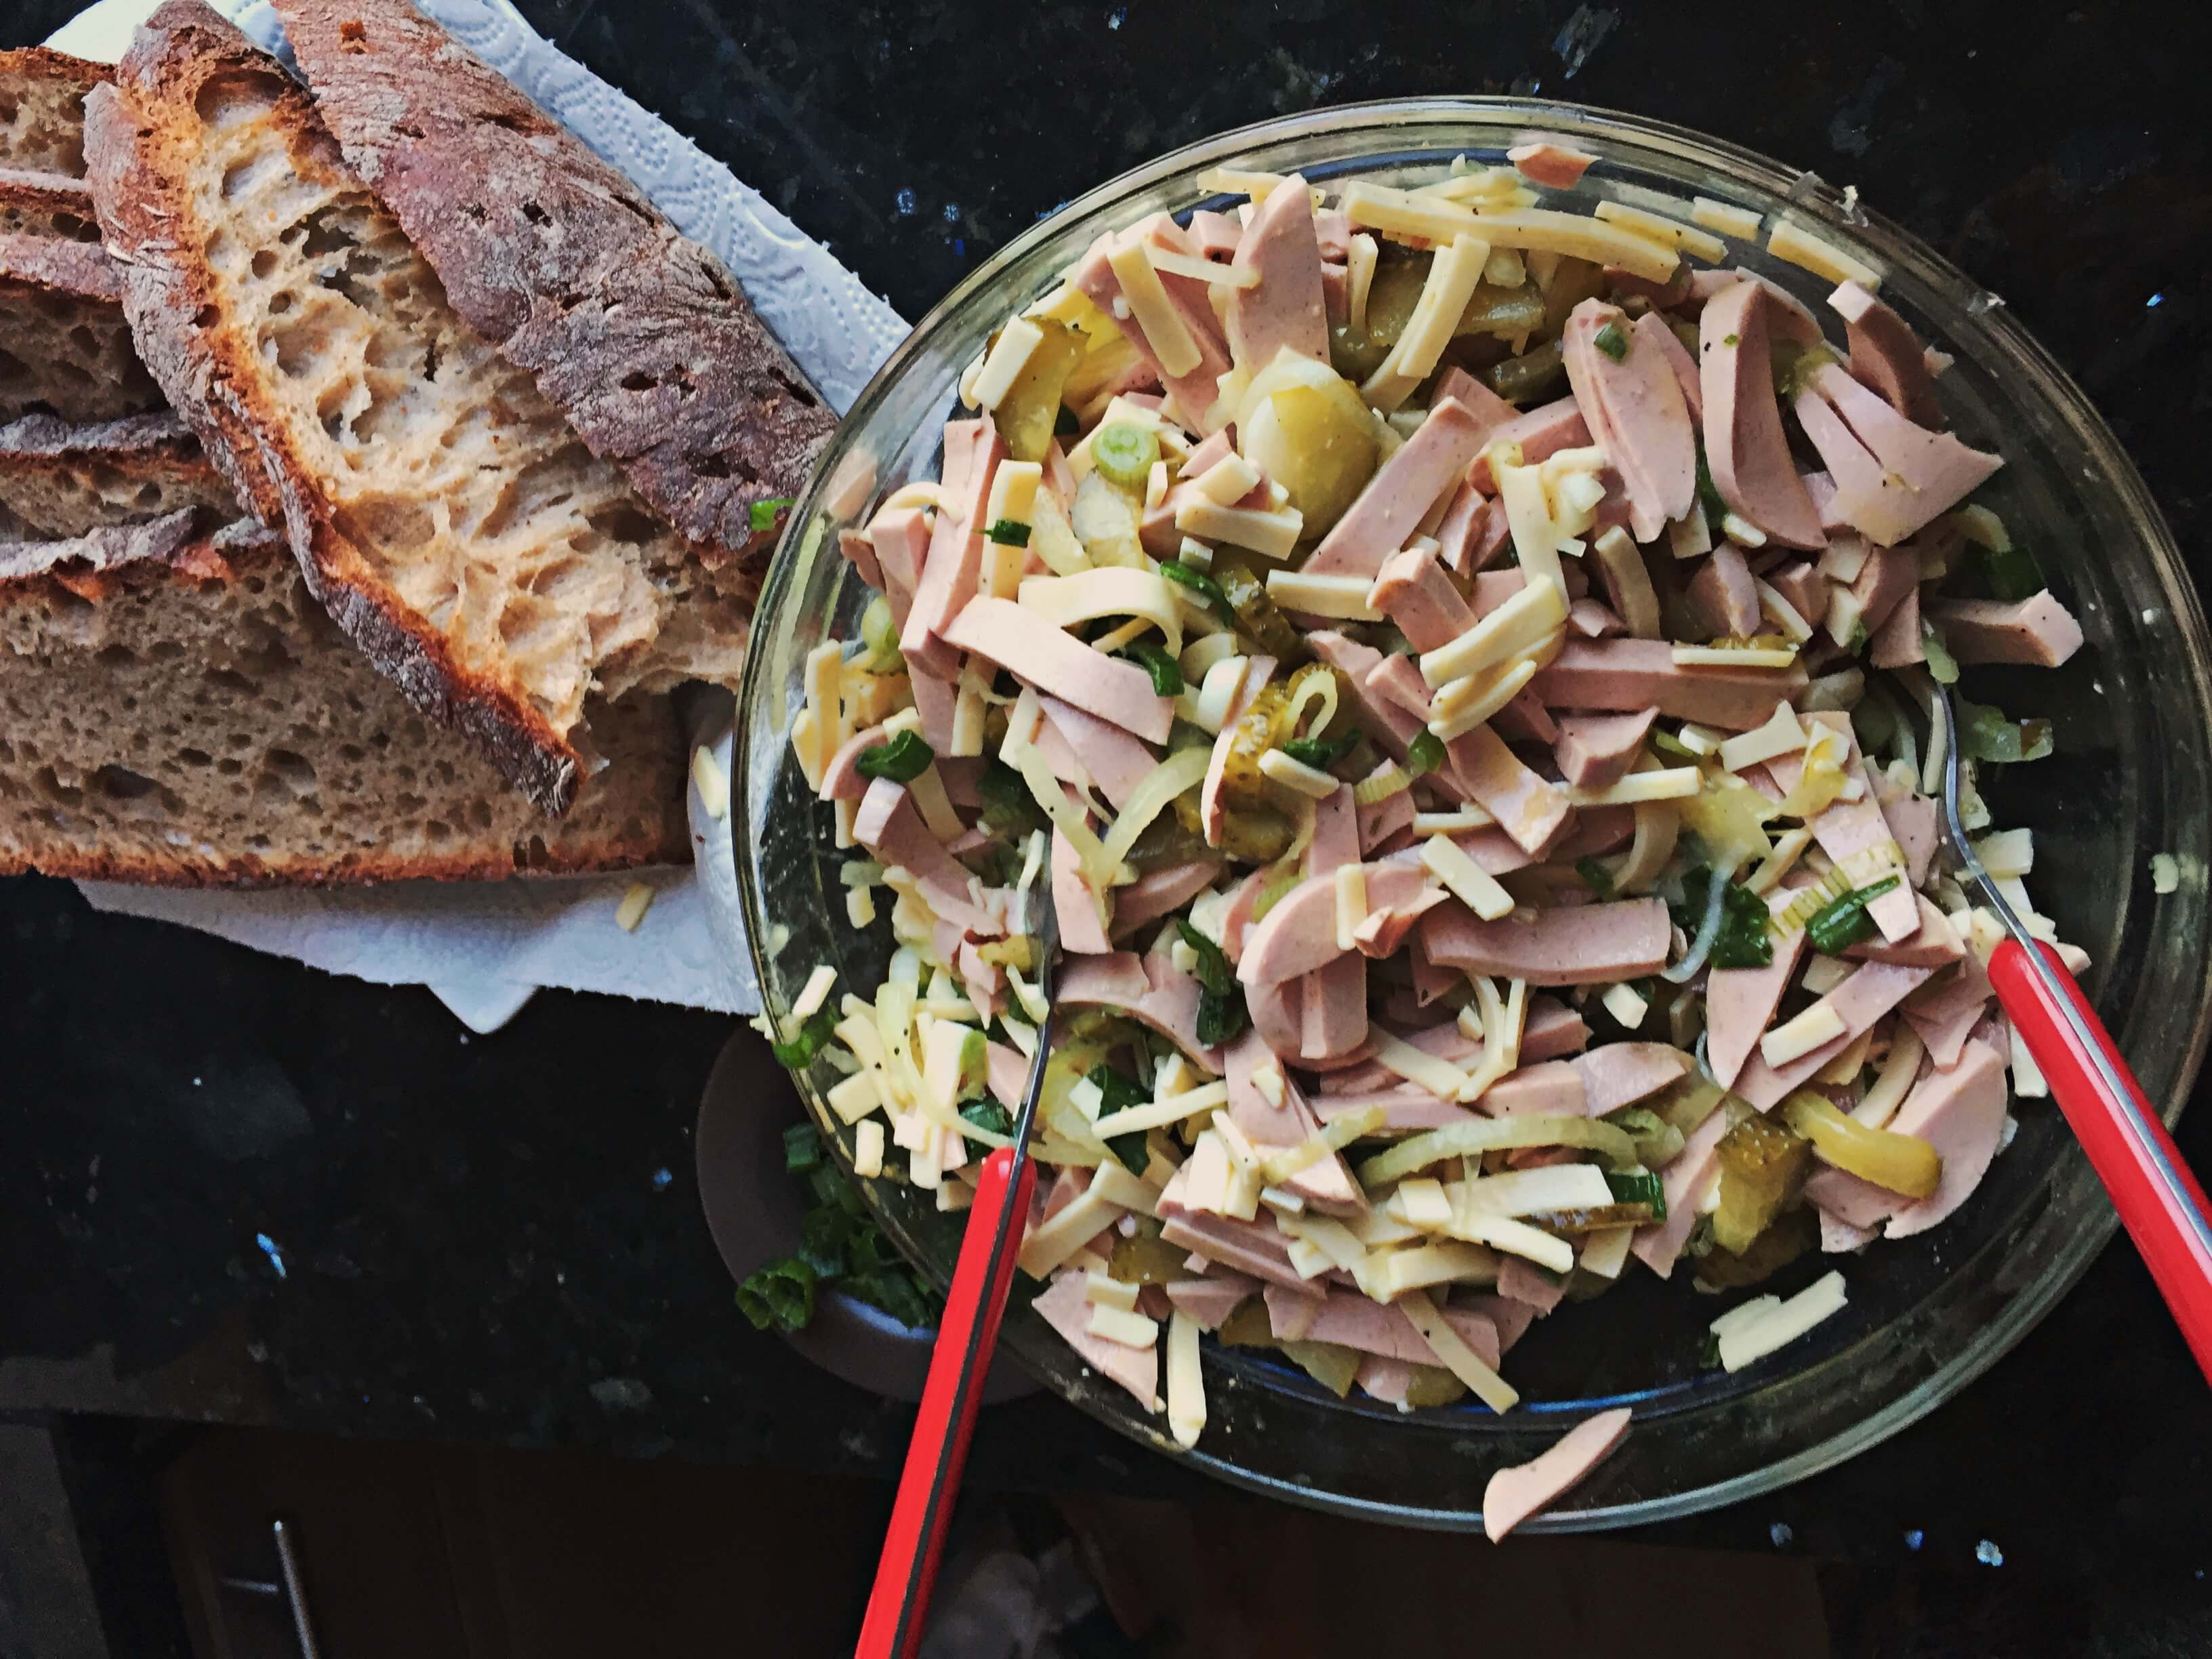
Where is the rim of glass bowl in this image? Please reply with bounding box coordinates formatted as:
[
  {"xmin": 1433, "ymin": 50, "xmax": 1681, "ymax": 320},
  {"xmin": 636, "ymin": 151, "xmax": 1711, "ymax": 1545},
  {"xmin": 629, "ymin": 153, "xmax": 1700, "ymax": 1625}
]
[{"xmin": 737, "ymin": 97, "xmax": 2212, "ymax": 1530}]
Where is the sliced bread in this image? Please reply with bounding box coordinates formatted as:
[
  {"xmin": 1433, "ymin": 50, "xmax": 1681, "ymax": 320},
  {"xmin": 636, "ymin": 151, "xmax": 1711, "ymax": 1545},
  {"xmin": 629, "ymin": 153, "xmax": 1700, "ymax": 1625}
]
[
  {"xmin": 0, "ymin": 230, "xmax": 161, "ymax": 422},
  {"xmin": 272, "ymin": 0, "xmax": 837, "ymax": 594},
  {"xmin": 0, "ymin": 167, "xmax": 100, "ymax": 242},
  {"xmin": 0, "ymin": 410, "xmax": 235, "ymax": 539},
  {"xmin": 0, "ymin": 47, "xmax": 108, "ymax": 177},
  {"xmin": 0, "ymin": 515, "xmax": 690, "ymax": 884},
  {"xmin": 85, "ymin": 3, "xmax": 752, "ymax": 815}
]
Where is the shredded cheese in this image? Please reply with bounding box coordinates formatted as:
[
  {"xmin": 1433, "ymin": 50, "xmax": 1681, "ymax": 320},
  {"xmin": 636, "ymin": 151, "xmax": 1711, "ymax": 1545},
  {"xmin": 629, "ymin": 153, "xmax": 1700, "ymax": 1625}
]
[
  {"xmin": 853, "ymin": 1118, "xmax": 886, "ymax": 1178},
  {"xmin": 1360, "ymin": 1241, "xmax": 1498, "ymax": 1300},
  {"xmin": 1568, "ymin": 767, "xmax": 1700, "ymax": 806},
  {"xmin": 1411, "ymin": 805, "xmax": 1497, "ymax": 834},
  {"xmin": 1601, "ymin": 982, "xmax": 1650, "ymax": 1027},
  {"xmin": 615, "ymin": 882, "xmax": 655, "ymax": 932},
  {"xmin": 1761, "ymin": 1000, "xmax": 1848, "ymax": 1067},
  {"xmin": 1690, "ymin": 197, "xmax": 1763, "ymax": 240},
  {"xmin": 1367, "ymin": 1027, "xmax": 1473, "ymax": 1099},
  {"xmin": 1146, "ymin": 247, "xmax": 1260, "ymax": 287},
  {"xmin": 1339, "ymin": 179, "xmax": 1482, "ymax": 245},
  {"xmin": 1395, "ymin": 1288, "xmax": 1519, "ymax": 1412},
  {"xmin": 1420, "ymin": 834, "xmax": 1517, "ymax": 921},
  {"xmin": 1166, "ymin": 1311, "xmax": 1206, "ymax": 1446},
  {"xmin": 1468, "ymin": 206, "xmax": 1680, "ymax": 283},
  {"xmin": 1191, "ymin": 451, "xmax": 1263, "ymax": 505},
  {"xmin": 1258, "ymin": 748, "xmax": 1347, "ymax": 799},
  {"xmin": 1196, "ymin": 166, "xmax": 1300, "ymax": 201},
  {"xmin": 1717, "ymin": 702, "xmax": 1807, "ymax": 772},
  {"xmin": 1392, "ymin": 1177, "xmax": 1456, "ymax": 1231},
  {"xmin": 1580, "ymin": 1225, "xmax": 1635, "ymax": 1279},
  {"xmin": 1334, "ymin": 863, "xmax": 1370, "ymax": 952},
  {"xmin": 790, "ymin": 964, "xmax": 838, "ymax": 1022},
  {"xmin": 1088, "ymin": 1303, "xmax": 1161, "ymax": 1349},
  {"xmin": 1267, "ymin": 569, "xmax": 1382, "ymax": 620},
  {"xmin": 1591, "ymin": 197, "xmax": 1729, "ymax": 264},
  {"xmin": 1090, "ymin": 1081, "xmax": 1230, "ymax": 1140},
  {"xmin": 1458, "ymin": 1163, "xmax": 1614, "ymax": 1218},
  {"xmin": 1717, "ymin": 1271, "xmax": 1848, "ymax": 1371},
  {"xmin": 1428, "ymin": 655, "xmax": 1543, "ymax": 741},
  {"xmin": 1449, "ymin": 1210, "xmax": 1576, "ymax": 1273},
  {"xmin": 827, "ymin": 1069, "xmax": 884, "ymax": 1127},
  {"xmin": 1420, "ymin": 574, "xmax": 1568, "ymax": 686},
  {"xmin": 1107, "ymin": 237, "xmax": 1200, "ymax": 375},
  {"xmin": 1671, "ymin": 642, "xmax": 1799, "ymax": 669},
  {"xmin": 1361, "ymin": 233, "xmax": 1490, "ymax": 411},
  {"xmin": 1347, "ymin": 232, "xmax": 1379, "ymax": 335},
  {"xmin": 691, "ymin": 745, "xmax": 730, "ymax": 820},
  {"xmin": 1767, "ymin": 220, "xmax": 1881, "ymax": 290},
  {"xmin": 971, "ymin": 316, "xmax": 1044, "ymax": 410},
  {"xmin": 1175, "ymin": 493, "xmax": 1303, "ymax": 558}
]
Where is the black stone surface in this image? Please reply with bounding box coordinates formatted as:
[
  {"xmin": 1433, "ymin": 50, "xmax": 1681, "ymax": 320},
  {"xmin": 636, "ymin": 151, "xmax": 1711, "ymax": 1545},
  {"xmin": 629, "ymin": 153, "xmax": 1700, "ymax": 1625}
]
[{"xmin": 4, "ymin": 0, "xmax": 2210, "ymax": 1645}]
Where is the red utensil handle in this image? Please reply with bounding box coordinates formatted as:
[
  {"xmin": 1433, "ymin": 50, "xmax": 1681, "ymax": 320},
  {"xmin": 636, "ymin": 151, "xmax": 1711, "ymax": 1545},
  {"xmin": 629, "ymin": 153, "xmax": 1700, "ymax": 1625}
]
[
  {"xmin": 1988, "ymin": 938, "xmax": 2212, "ymax": 1385},
  {"xmin": 855, "ymin": 1146, "xmax": 1036, "ymax": 1659}
]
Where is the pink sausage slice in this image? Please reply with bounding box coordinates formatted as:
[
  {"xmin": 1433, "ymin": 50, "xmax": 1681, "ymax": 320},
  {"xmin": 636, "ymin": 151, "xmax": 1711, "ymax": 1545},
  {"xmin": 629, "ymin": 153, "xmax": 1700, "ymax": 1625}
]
[
  {"xmin": 1467, "ymin": 396, "xmax": 1593, "ymax": 493},
  {"xmin": 1687, "ymin": 541, "xmax": 1761, "ymax": 638},
  {"xmin": 1307, "ymin": 397, "xmax": 1494, "ymax": 579},
  {"xmin": 1699, "ymin": 280, "xmax": 1826, "ymax": 550},
  {"xmin": 1531, "ymin": 637, "xmax": 1808, "ymax": 729},
  {"xmin": 943, "ymin": 596, "xmax": 1172, "ymax": 742},
  {"xmin": 1040, "ymin": 695, "xmax": 1161, "ymax": 809},
  {"xmin": 1635, "ymin": 310, "xmax": 1702, "ymax": 422},
  {"xmin": 1483, "ymin": 1407, "xmax": 1633, "ymax": 1542},
  {"xmin": 1573, "ymin": 1042, "xmax": 1690, "ymax": 1116},
  {"xmin": 1829, "ymin": 280, "xmax": 1942, "ymax": 427},
  {"xmin": 901, "ymin": 419, "xmax": 1009, "ymax": 678},
  {"xmin": 1553, "ymin": 708, "xmax": 1658, "ymax": 791},
  {"xmin": 1225, "ymin": 171, "xmax": 1330, "ymax": 370},
  {"xmin": 867, "ymin": 504, "xmax": 931, "ymax": 629},
  {"xmin": 1164, "ymin": 1272, "xmax": 1261, "ymax": 1330},
  {"xmin": 853, "ymin": 778, "xmax": 998, "ymax": 937},
  {"xmin": 1706, "ymin": 888, "xmax": 1811, "ymax": 1090},
  {"xmin": 1033, "ymin": 1273, "xmax": 1158, "ymax": 1411},
  {"xmin": 1562, "ymin": 298, "xmax": 1697, "ymax": 541},
  {"xmin": 1370, "ymin": 543, "xmax": 1479, "ymax": 652},
  {"xmin": 1508, "ymin": 138, "xmax": 1597, "ymax": 188},
  {"xmin": 1420, "ymin": 898, "xmax": 1671, "ymax": 985},
  {"xmin": 1927, "ymin": 592, "xmax": 2085, "ymax": 668}
]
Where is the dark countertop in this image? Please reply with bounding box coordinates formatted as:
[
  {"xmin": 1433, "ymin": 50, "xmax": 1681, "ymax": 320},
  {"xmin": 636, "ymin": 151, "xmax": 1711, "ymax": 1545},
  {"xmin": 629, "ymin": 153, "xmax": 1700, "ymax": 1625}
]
[{"xmin": 4, "ymin": 0, "xmax": 2209, "ymax": 1645}]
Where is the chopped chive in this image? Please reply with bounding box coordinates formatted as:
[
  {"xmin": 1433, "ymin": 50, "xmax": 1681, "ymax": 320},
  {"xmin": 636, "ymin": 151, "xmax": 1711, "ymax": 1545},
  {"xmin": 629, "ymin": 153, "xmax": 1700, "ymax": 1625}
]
[
  {"xmin": 1593, "ymin": 321, "xmax": 1629, "ymax": 362},
  {"xmin": 1406, "ymin": 729, "xmax": 1446, "ymax": 777},
  {"xmin": 750, "ymin": 495, "xmax": 797, "ymax": 533},
  {"xmin": 985, "ymin": 518, "xmax": 1032, "ymax": 547},
  {"xmin": 1121, "ymin": 640, "xmax": 1184, "ymax": 696},
  {"xmin": 855, "ymin": 729, "xmax": 935, "ymax": 783},
  {"xmin": 1160, "ymin": 559, "xmax": 1232, "ymax": 620}
]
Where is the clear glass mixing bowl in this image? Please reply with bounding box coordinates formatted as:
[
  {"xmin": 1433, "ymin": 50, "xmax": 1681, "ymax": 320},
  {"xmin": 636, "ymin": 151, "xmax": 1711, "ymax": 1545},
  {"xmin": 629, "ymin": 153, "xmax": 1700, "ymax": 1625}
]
[{"xmin": 735, "ymin": 100, "xmax": 2212, "ymax": 1530}]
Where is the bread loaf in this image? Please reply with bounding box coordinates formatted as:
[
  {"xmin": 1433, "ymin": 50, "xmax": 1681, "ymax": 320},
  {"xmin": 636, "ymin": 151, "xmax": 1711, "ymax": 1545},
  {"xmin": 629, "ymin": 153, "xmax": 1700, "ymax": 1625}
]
[
  {"xmin": 0, "ymin": 230, "xmax": 161, "ymax": 422},
  {"xmin": 0, "ymin": 47, "xmax": 108, "ymax": 177},
  {"xmin": 85, "ymin": 3, "xmax": 754, "ymax": 814},
  {"xmin": 0, "ymin": 410, "xmax": 234, "ymax": 539},
  {"xmin": 0, "ymin": 516, "xmax": 690, "ymax": 884},
  {"xmin": 272, "ymin": 0, "xmax": 838, "ymax": 600}
]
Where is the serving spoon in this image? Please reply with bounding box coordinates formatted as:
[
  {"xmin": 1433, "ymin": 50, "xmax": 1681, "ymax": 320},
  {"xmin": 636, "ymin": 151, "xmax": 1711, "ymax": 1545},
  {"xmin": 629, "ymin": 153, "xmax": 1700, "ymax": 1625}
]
[
  {"xmin": 1928, "ymin": 683, "xmax": 2212, "ymax": 1383},
  {"xmin": 855, "ymin": 897, "xmax": 1061, "ymax": 1659}
]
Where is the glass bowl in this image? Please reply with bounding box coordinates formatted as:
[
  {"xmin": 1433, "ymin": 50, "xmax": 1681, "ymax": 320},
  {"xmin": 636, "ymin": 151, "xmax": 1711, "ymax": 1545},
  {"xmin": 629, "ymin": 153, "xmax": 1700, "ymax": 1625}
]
[{"xmin": 734, "ymin": 99, "xmax": 2212, "ymax": 1530}]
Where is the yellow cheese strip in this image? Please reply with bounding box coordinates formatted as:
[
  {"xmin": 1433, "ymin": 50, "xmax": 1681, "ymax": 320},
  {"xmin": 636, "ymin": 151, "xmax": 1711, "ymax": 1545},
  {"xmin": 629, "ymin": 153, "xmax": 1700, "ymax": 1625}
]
[
  {"xmin": 1107, "ymin": 239, "xmax": 1201, "ymax": 375},
  {"xmin": 1767, "ymin": 220, "xmax": 1882, "ymax": 290},
  {"xmin": 1468, "ymin": 207, "xmax": 1680, "ymax": 283},
  {"xmin": 1420, "ymin": 574, "xmax": 1567, "ymax": 684},
  {"xmin": 1360, "ymin": 234, "xmax": 1490, "ymax": 412},
  {"xmin": 1592, "ymin": 199, "xmax": 1729, "ymax": 264},
  {"xmin": 1690, "ymin": 197, "xmax": 1763, "ymax": 239},
  {"xmin": 1420, "ymin": 834, "xmax": 1516, "ymax": 921},
  {"xmin": 972, "ymin": 316, "xmax": 1044, "ymax": 410}
]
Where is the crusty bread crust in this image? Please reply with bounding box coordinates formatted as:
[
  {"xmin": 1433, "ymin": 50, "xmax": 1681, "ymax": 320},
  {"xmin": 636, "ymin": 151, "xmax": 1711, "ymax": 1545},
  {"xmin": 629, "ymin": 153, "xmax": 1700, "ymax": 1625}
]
[
  {"xmin": 0, "ymin": 167, "xmax": 101, "ymax": 241},
  {"xmin": 0, "ymin": 47, "xmax": 110, "ymax": 177},
  {"xmin": 0, "ymin": 409, "xmax": 236, "ymax": 539},
  {"xmin": 0, "ymin": 518, "xmax": 691, "ymax": 884},
  {"xmin": 85, "ymin": 3, "xmax": 737, "ymax": 817},
  {"xmin": 271, "ymin": 0, "xmax": 838, "ymax": 599}
]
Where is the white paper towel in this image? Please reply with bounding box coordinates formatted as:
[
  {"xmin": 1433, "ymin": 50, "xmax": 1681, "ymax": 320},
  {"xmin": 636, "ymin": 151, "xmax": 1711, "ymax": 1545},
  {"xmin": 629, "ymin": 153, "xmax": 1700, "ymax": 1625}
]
[{"xmin": 48, "ymin": 0, "xmax": 910, "ymax": 1029}]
